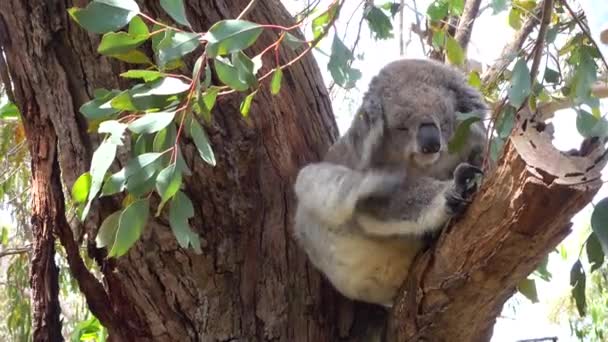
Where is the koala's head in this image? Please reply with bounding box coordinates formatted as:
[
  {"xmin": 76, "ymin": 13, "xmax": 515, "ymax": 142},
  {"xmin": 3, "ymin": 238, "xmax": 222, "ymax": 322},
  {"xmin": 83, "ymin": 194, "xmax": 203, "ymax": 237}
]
[{"xmin": 355, "ymin": 59, "xmax": 487, "ymax": 169}]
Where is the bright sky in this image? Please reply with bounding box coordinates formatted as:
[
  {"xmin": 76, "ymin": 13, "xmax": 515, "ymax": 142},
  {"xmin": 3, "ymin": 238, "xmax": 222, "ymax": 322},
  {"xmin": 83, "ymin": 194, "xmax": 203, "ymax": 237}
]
[{"xmin": 283, "ymin": 0, "xmax": 608, "ymax": 341}]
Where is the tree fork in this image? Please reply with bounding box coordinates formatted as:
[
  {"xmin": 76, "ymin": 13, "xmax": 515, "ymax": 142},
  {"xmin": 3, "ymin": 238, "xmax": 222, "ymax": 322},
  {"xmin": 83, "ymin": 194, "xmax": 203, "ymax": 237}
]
[{"xmin": 388, "ymin": 114, "xmax": 604, "ymax": 341}]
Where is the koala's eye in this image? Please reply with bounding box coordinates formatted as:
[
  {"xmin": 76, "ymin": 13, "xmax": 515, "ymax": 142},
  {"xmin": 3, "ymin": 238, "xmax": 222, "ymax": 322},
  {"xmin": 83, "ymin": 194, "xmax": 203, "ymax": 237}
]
[{"xmin": 395, "ymin": 126, "xmax": 409, "ymax": 132}]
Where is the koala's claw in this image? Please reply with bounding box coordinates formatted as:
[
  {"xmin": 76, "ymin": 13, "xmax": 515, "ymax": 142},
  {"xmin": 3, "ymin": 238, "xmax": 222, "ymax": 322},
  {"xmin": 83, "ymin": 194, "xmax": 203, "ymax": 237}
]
[{"xmin": 446, "ymin": 163, "xmax": 483, "ymax": 215}]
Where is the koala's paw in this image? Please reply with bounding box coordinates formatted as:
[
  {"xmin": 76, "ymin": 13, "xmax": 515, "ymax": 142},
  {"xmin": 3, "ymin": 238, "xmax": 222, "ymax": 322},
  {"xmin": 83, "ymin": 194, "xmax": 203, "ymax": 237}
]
[
  {"xmin": 445, "ymin": 163, "xmax": 483, "ymax": 215},
  {"xmin": 359, "ymin": 171, "xmax": 405, "ymax": 200}
]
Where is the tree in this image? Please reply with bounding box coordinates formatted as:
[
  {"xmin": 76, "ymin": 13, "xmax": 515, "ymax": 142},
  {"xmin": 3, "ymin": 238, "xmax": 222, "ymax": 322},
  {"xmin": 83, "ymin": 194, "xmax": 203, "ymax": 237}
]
[{"xmin": 0, "ymin": 0, "xmax": 607, "ymax": 341}]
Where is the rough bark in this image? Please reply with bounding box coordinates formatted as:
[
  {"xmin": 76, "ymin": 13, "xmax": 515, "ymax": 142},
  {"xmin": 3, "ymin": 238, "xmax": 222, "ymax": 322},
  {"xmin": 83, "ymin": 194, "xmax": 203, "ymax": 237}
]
[
  {"xmin": 0, "ymin": 0, "xmax": 386, "ymax": 341},
  {"xmin": 2, "ymin": 1, "xmax": 605, "ymax": 342},
  {"xmin": 388, "ymin": 115, "xmax": 604, "ymax": 341},
  {"xmin": 21, "ymin": 104, "xmax": 62, "ymax": 341}
]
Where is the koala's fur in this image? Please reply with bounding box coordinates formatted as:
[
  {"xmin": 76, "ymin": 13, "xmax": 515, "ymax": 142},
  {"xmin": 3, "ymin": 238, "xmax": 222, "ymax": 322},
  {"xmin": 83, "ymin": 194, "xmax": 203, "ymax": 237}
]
[{"xmin": 293, "ymin": 59, "xmax": 488, "ymax": 307}]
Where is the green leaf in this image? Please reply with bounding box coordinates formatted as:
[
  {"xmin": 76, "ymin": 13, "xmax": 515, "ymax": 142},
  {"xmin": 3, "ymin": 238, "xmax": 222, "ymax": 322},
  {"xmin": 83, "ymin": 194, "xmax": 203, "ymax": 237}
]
[
  {"xmin": 125, "ymin": 168, "xmax": 159, "ymax": 197},
  {"xmin": 431, "ymin": 30, "xmax": 446, "ymax": 50},
  {"xmin": 490, "ymin": 137, "xmax": 505, "ymax": 161},
  {"xmin": 155, "ymin": 164, "xmax": 182, "ymax": 215},
  {"xmin": 575, "ymin": 109, "xmax": 608, "ymax": 139},
  {"xmin": 508, "ymin": 58, "xmax": 531, "ymax": 108},
  {"xmin": 468, "ymin": 71, "xmax": 482, "ymax": 89},
  {"xmin": 82, "ymin": 140, "xmax": 118, "ymax": 220},
  {"xmin": 448, "ymin": 116, "xmax": 480, "ymax": 153},
  {"xmin": 214, "ymin": 57, "xmax": 249, "ymax": 91},
  {"xmin": 72, "ymin": 172, "xmax": 92, "ymax": 204},
  {"xmin": 427, "ymin": 0, "xmax": 449, "ymax": 21},
  {"xmin": 98, "ymin": 120, "xmax": 127, "ymax": 145},
  {"xmin": 0, "ymin": 227, "xmax": 8, "ymax": 246},
  {"xmin": 128, "ymin": 111, "xmax": 176, "ymax": 134},
  {"xmin": 68, "ymin": 0, "xmax": 140, "ymax": 34},
  {"xmin": 543, "ymin": 68, "xmax": 560, "ymax": 84},
  {"xmin": 195, "ymin": 87, "xmax": 220, "ymax": 122},
  {"xmin": 109, "ymin": 198, "xmax": 149, "ymax": 257},
  {"xmin": 101, "ymin": 169, "xmax": 126, "ymax": 196},
  {"xmin": 545, "ymin": 27, "xmax": 558, "ymax": 44},
  {"xmin": 535, "ymin": 253, "xmax": 552, "ymax": 281},
  {"xmin": 517, "ymin": 278, "xmax": 539, "ymax": 303},
  {"xmin": 160, "ymin": 0, "xmax": 192, "ymax": 28},
  {"xmin": 153, "ymin": 124, "xmax": 177, "ymax": 153},
  {"xmin": 270, "ymin": 68, "xmax": 283, "ymax": 95},
  {"xmin": 79, "ymin": 90, "xmax": 121, "ymax": 121},
  {"xmin": 364, "ymin": 6, "xmax": 394, "ymax": 40},
  {"xmin": 380, "ymin": 2, "xmax": 401, "ymax": 17},
  {"xmin": 490, "ymin": 0, "xmax": 508, "ymax": 14},
  {"xmin": 232, "ymin": 51, "xmax": 258, "ymax": 88},
  {"xmin": 134, "ymin": 133, "xmax": 153, "ymax": 155},
  {"xmin": 169, "ymin": 191, "xmax": 201, "ymax": 252},
  {"xmin": 448, "ymin": 0, "xmax": 465, "ymax": 15},
  {"xmin": 571, "ymin": 50, "xmax": 598, "ymax": 107},
  {"xmin": 204, "ymin": 20, "xmax": 263, "ymax": 57},
  {"xmin": 124, "ymin": 152, "xmax": 163, "ymax": 178},
  {"xmin": 570, "ymin": 260, "xmax": 587, "ymax": 317},
  {"xmin": 190, "ymin": 118, "xmax": 216, "ymax": 166},
  {"xmin": 496, "ymin": 106, "xmax": 515, "ymax": 138},
  {"xmin": 95, "ymin": 210, "xmax": 121, "ymax": 249},
  {"xmin": 508, "ymin": 8, "xmax": 522, "ymax": 30},
  {"xmin": 0, "ymin": 102, "xmax": 20, "ymax": 118},
  {"xmin": 128, "ymin": 15, "xmax": 149, "ymax": 36},
  {"xmin": 240, "ymin": 90, "xmax": 257, "ymax": 117},
  {"xmin": 591, "ymin": 198, "xmax": 608, "ymax": 255},
  {"xmin": 110, "ymin": 49, "xmax": 152, "ymax": 65},
  {"xmin": 120, "ymin": 70, "xmax": 163, "ymax": 82},
  {"xmin": 311, "ymin": 4, "xmax": 339, "ymax": 40},
  {"xmin": 98, "ymin": 31, "xmax": 148, "ymax": 55},
  {"xmin": 327, "ymin": 35, "xmax": 362, "ymax": 89},
  {"xmin": 140, "ymin": 77, "xmax": 191, "ymax": 95},
  {"xmin": 283, "ymin": 32, "xmax": 306, "ymax": 50},
  {"xmin": 157, "ymin": 31, "xmax": 200, "ymax": 68},
  {"xmin": 445, "ymin": 35, "xmax": 465, "ymax": 67},
  {"xmin": 586, "ymin": 232, "xmax": 605, "ymax": 273}
]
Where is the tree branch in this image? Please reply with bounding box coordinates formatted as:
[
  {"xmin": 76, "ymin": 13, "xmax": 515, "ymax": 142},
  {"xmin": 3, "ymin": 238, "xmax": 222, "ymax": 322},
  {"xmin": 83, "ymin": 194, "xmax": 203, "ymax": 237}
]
[
  {"xmin": 529, "ymin": 0, "xmax": 554, "ymax": 82},
  {"xmin": 481, "ymin": 7, "xmax": 541, "ymax": 88},
  {"xmin": 388, "ymin": 113, "xmax": 603, "ymax": 341},
  {"xmin": 454, "ymin": 0, "xmax": 483, "ymax": 52},
  {"xmin": 537, "ymin": 81, "xmax": 608, "ymax": 119},
  {"xmin": 0, "ymin": 245, "xmax": 30, "ymax": 258},
  {"xmin": 560, "ymin": 0, "xmax": 608, "ymax": 72}
]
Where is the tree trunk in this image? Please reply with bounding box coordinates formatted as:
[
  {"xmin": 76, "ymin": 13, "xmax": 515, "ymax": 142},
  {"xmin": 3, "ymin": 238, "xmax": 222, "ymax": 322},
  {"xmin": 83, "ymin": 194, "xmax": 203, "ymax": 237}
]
[
  {"xmin": 1, "ymin": 1, "xmax": 604, "ymax": 342},
  {"xmin": 0, "ymin": 0, "xmax": 386, "ymax": 341}
]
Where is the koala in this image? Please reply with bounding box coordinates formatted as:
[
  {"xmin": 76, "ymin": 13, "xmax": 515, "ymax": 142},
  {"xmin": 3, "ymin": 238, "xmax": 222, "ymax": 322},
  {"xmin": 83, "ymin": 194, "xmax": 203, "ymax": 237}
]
[{"xmin": 293, "ymin": 58, "xmax": 488, "ymax": 307}]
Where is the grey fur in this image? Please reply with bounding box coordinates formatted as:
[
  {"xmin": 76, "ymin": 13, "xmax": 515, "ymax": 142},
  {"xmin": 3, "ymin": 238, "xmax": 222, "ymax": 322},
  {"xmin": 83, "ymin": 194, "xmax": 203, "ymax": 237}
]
[{"xmin": 293, "ymin": 59, "xmax": 487, "ymax": 307}]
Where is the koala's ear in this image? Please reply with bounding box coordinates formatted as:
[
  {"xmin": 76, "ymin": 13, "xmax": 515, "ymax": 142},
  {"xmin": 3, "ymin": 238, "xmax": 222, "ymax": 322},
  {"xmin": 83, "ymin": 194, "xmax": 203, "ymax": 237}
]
[{"xmin": 450, "ymin": 81, "xmax": 488, "ymax": 115}]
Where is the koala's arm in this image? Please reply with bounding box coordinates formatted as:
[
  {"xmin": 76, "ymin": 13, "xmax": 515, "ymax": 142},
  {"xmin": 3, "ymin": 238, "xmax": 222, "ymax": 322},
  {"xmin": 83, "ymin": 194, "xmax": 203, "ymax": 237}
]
[
  {"xmin": 294, "ymin": 162, "xmax": 403, "ymax": 227},
  {"xmin": 355, "ymin": 163, "xmax": 482, "ymax": 237}
]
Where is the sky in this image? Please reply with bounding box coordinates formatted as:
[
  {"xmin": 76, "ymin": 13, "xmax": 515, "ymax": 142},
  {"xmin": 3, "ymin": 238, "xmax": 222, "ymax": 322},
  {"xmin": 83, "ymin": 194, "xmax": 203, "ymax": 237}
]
[{"xmin": 283, "ymin": 0, "xmax": 608, "ymax": 341}]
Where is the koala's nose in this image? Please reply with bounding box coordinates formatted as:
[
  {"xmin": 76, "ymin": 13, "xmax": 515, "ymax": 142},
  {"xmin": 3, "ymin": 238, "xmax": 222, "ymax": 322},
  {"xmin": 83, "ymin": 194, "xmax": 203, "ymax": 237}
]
[{"xmin": 417, "ymin": 123, "xmax": 441, "ymax": 154}]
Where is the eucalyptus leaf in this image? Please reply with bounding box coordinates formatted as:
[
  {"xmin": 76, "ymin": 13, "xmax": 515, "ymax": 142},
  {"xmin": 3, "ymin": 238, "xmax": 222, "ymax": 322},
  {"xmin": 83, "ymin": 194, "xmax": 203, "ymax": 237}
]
[
  {"xmin": 109, "ymin": 198, "xmax": 150, "ymax": 257},
  {"xmin": 128, "ymin": 111, "xmax": 176, "ymax": 134},
  {"xmin": 72, "ymin": 172, "xmax": 92, "ymax": 204},
  {"xmin": 68, "ymin": 0, "xmax": 140, "ymax": 34},
  {"xmin": 190, "ymin": 118, "xmax": 216, "ymax": 166},
  {"xmin": 160, "ymin": 0, "xmax": 192, "ymax": 28},
  {"xmin": 204, "ymin": 20, "xmax": 263, "ymax": 57},
  {"xmin": 155, "ymin": 164, "xmax": 182, "ymax": 215},
  {"xmin": 270, "ymin": 68, "xmax": 283, "ymax": 95},
  {"xmin": 508, "ymin": 58, "xmax": 531, "ymax": 108},
  {"xmin": 96, "ymin": 211, "xmax": 121, "ymax": 249},
  {"xmin": 570, "ymin": 260, "xmax": 587, "ymax": 317},
  {"xmin": 169, "ymin": 191, "xmax": 201, "ymax": 252}
]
